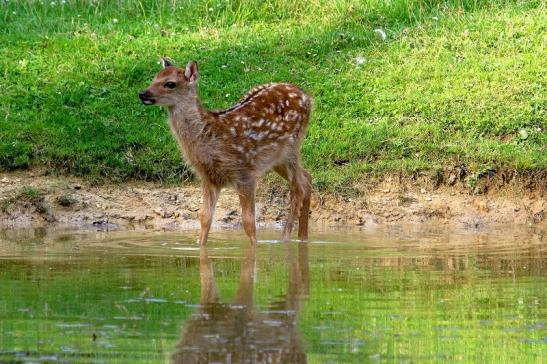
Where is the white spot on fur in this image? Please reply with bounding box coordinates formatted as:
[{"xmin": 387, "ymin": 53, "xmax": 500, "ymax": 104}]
[
  {"xmin": 230, "ymin": 127, "xmax": 237, "ymax": 137},
  {"xmin": 217, "ymin": 83, "xmax": 277, "ymax": 116},
  {"xmin": 258, "ymin": 131, "xmax": 269, "ymax": 140},
  {"xmin": 285, "ymin": 110, "xmax": 299, "ymax": 121}
]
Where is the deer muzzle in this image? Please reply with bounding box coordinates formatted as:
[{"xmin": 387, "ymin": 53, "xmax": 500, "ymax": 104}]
[{"xmin": 138, "ymin": 90, "xmax": 156, "ymax": 105}]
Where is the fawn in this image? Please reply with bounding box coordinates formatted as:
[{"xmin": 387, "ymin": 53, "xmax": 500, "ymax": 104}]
[{"xmin": 139, "ymin": 58, "xmax": 312, "ymax": 245}]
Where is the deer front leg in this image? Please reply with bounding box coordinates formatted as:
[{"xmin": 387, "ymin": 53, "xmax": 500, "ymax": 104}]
[
  {"xmin": 199, "ymin": 181, "xmax": 220, "ymax": 246},
  {"xmin": 236, "ymin": 181, "xmax": 257, "ymax": 245}
]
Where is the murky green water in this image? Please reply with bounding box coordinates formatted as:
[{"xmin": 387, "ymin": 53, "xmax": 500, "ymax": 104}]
[{"xmin": 0, "ymin": 227, "xmax": 545, "ymax": 363}]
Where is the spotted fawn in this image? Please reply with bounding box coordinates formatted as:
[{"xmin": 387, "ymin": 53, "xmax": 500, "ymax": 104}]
[{"xmin": 139, "ymin": 59, "xmax": 312, "ymax": 245}]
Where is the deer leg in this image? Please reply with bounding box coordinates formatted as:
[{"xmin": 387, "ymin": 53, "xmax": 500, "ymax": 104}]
[
  {"xmin": 236, "ymin": 181, "xmax": 257, "ymax": 245},
  {"xmin": 199, "ymin": 181, "xmax": 220, "ymax": 246},
  {"xmin": 275, "ymin": 162, "xmax": 305, "ymax": 242},
  {"xmin": 297, "ymin": 169, "xmax": 312, "ymax": 241}
]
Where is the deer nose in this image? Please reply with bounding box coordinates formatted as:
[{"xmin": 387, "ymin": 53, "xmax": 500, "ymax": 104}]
[{"xmin": 138, "ymin": 90, "xmax": 150, "ymax": 100}]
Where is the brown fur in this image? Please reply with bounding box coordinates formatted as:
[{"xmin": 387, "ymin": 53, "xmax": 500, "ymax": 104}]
[{"xmin": 139, "ymin": 59, "xmax": 313, "ymax": 245}]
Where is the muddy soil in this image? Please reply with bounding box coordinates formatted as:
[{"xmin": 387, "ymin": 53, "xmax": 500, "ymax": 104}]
[{"xmin": 0, "ymin": 170, "xmax": 545, "ymax": 233}]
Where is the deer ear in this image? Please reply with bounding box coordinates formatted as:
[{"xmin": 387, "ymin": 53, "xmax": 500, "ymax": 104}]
[
  {"xmin": 160, "ymin": 57, "xmax": 173, "ymax": 68},
  {"xmin": 184, "ymin": 61, "xmax": 198, "ymax": 83}
]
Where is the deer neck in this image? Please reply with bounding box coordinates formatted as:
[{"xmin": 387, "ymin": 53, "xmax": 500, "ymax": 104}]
[{"xmin": 167, "ymin": 90, "xmax": 206, "ymax": 143}]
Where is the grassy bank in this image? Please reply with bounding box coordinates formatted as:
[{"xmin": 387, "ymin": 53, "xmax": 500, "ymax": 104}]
[{"xmin": 1, "ymin": 0, "xmax": 545, "ymax": 190}]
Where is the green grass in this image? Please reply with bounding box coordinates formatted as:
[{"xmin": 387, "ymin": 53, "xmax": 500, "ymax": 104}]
[{"xmin": 1, "ymin": 0, "xmax": 545, "ymax": 189}]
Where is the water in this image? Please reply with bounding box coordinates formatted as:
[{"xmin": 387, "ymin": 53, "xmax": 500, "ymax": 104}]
[{"xmin": 0, "ymin": 227, "xmax": 545, "ymax": 363}]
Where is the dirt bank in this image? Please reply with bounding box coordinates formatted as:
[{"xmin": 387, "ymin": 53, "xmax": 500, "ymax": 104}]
[{"xmin": 0, "ymin": 170, "xmax": 545, "ymax": 232}]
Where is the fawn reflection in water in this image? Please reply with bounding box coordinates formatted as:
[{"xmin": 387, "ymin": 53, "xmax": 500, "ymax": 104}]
[{"xmin": 172, "ymin": 244, "xmax": 310, "ymax": 364}]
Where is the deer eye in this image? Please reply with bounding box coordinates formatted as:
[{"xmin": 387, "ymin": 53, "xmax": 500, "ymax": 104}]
[{"xmin": 164, "ymin": 81, "xmax": 176, "ymax": 89}]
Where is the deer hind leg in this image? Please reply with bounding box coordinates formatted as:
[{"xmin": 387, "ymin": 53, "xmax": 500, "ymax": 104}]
[
  {"xmin": 274, "ymin": 160, "xmax": 308, "ymax": 242},
  {"xmin": 236, "ymin": 180, "xmax": 257, "ymax": 245},
  {"xmin": 199, "ymin": 181, "xmax": 220, "ymax": 246},
  {"xmin": 297, "ymin": 169, "xmax": 312, "ymax": 241}
]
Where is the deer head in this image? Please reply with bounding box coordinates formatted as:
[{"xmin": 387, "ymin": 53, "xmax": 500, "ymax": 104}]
[{"xmin": 138, "ymin": 58, "xmax": 199, "ymax": 107}]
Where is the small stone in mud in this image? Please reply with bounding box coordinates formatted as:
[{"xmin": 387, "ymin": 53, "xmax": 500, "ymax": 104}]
[
  {"xmin": 357, "ymin": 213, "xmax": 378, "ymax": 227},
  {"xmin": 275, "ymin": 211, "xmax": 286, "ymax": 221},
  {"xmin": 447, "ymin": 174, "xmax": 458, "ymax": 186},
  {"xmin": 122, "ymin": 214, "xmax": 136, "ymax": 221},
  {"xmin": 91, "ymin": 220, "xmax": 118, "ymax": 230},
  {"xmin": 153, "ymin": 208, "xmax": 173, "ymax": 218},
  {"xmin": 398, "ymin": 194, "xmax": 417, "ymax": 205},
  {"xmin": 134, "ymin": 214, "xmax": 152, "ymax": 222},
  {"xmin": 181, "ymin": 212, "xmax": 193, "ymax": 220},
  {"xmin": 221, "ymin": 209, "xmax": 239, "ymax": 223},
  {"xmin": 154, "ymin": 207, "xmax": 174, "ymax": 219},
  {"xmin": 473, "ymin": 201, "xmax": 490, "ymax": 214},
  {"xmin": 473, "ymin": 185, "xmax": 487, "ymax": 195}
]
